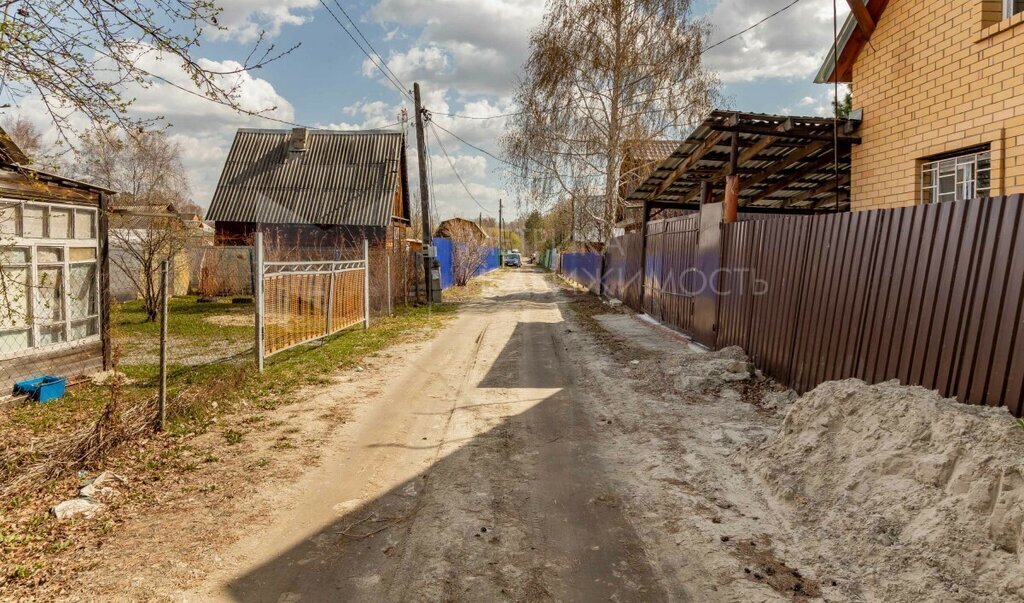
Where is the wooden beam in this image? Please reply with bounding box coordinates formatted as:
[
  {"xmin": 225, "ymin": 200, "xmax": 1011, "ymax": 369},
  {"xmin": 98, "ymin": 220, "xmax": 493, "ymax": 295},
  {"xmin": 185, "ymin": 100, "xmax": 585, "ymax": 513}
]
[
  {"xmin": 740, "ymin": 140, "xmax": 830, "ymax": 193},
  {"xmin": 707, "ymin": 123, "xmax": 860, "ymax": 144},
  {"xmin": 782, "ymin": 173, "xmax": 852, "ymax": 208},
  {"xmin": 846, "ymin": 0, "xmax": 876, "ymax": 37},
  {"xmin": 748, "ymin": 152, "xmax": 842, "ymax": 204},
  {"xmin": 648, "ymin": 130, "xmax": 727, "ymax": 200}
]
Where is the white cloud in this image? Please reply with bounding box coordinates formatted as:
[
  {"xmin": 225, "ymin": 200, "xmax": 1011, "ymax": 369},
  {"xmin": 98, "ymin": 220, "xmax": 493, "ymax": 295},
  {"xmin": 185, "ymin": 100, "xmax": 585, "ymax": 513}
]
[
  {"xmin": 208, "ymin": 0, "xmax": 320, "ymax": 42},
  {"xmin": 368, "ymin": 0, "xmax": 544, "ymax": 98},
  {"xmin": 704, "ymin": 0, "xmax": 850, "ymax": 82},
  {"xmin": 779, "ymin": 84, "xmax": 849, "ymax": 116}
]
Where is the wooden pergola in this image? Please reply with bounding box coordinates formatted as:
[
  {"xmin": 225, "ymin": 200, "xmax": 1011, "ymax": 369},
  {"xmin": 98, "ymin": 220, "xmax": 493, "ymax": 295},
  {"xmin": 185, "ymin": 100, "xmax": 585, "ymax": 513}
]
[{"xmin": 625, "ymin": 111, "xmax": 861, "ymax": 217}]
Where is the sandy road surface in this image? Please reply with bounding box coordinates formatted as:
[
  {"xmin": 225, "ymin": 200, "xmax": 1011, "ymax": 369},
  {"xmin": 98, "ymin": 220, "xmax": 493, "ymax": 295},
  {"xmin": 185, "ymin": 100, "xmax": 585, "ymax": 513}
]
[{"xmin": 192, "ymin": 268, "xmax": 669, "ymax": 602}]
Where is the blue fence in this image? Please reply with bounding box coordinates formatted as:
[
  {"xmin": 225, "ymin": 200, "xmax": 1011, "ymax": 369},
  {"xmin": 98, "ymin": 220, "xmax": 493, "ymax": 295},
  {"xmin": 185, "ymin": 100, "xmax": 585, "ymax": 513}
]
[
  {"xmin": 434, "ymin": 237, "xmax": 499, "ymax": 290},
  {"xmin": 559, "ymin": 252, "xmax": 604, "ymax": 294},
  {"xmin": 434, "ymin": 237, "xmax": 456, "ymax": 290}
]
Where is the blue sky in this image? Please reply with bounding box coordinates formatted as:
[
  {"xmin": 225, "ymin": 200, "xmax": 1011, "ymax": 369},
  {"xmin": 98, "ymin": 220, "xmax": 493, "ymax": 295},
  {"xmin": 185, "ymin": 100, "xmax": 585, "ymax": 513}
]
[{"xmin": 84, "ymin": 0, "xmax": 853, "ymax": 221}]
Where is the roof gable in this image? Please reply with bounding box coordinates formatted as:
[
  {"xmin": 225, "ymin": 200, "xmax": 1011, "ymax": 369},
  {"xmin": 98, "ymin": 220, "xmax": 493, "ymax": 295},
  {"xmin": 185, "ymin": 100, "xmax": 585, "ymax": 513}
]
[
  {"xmin": 815, "ymin": 0, "xmax": 891, "ymax": 83},
  {"xmin": 206, "ymin": 129, "xmax": 407, "ymax": 228}
]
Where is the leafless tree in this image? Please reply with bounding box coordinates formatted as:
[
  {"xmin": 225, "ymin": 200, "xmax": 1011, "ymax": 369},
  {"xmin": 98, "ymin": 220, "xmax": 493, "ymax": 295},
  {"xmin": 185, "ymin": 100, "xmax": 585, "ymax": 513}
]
[
  {"xmin": 502, "ymin": 0, "xmax": 720, "ymax": 240},
  {"xmin": 0, "ymin": 114, "xmax": 69, "ymax": 171},
  {"xmin": 445, "ymin": 220, "xmax": 493, "ymax": 287},
  {"xmin": 76, "ymin": 129, "xmax": 190, "ymax": 321},
  {"xmin": 0, "ymin": 0, "xmax": 294, "ymax": 141}
]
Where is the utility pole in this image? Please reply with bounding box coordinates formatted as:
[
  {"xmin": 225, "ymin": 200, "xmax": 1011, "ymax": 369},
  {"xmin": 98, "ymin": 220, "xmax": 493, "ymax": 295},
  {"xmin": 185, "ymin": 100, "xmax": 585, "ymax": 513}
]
[
  {"xmin": 498, "ymin": 198, "xmax": 504, "ymax": 262},
  {"xmin": 413, "ymin": 82, "xmax": 437, "ymax": 302}
]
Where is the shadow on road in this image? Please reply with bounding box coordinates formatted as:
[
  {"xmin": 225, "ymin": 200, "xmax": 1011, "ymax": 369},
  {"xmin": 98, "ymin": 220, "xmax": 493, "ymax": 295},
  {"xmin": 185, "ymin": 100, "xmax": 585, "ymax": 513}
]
[{"xmin": 224, "ymin": 292, "xmax": 667, "ymax": 602}]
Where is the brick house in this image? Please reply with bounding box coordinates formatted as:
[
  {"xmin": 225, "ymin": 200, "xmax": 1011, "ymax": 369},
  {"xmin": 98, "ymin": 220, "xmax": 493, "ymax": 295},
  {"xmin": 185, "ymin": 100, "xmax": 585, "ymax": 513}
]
[{"xmin": 818, "ymin": 0, "xmax": 1024, "ymax": 210}]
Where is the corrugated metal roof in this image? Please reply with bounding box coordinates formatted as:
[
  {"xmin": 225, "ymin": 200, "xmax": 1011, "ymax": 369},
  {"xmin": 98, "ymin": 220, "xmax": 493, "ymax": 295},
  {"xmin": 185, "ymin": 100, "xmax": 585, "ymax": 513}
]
[
  {"xmin": 207, "ymin": 128, "xmax": 406, "ymax": 227},
  {"xmin": 629, "ymin": 139, "xmax": 683, "ymax": 163},
  {"xmin": 625, "ymin": 110, "xmax": 857, "ymax": 212}
]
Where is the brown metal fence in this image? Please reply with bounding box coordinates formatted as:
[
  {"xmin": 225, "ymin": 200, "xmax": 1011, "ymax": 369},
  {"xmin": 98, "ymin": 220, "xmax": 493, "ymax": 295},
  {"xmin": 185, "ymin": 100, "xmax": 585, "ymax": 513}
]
[
  {"xmin": 725, "ymin": 195, "xmax": 1024, "ymax": 415},
  {"xmin": 598, "ymin": 194, "xmax": 1024, "ymax": 416},
  {"xmin": 601, "ymin": 233, "xmax": 642, "ymax": 309},
  {"xmin": 642, "ymin": 215, "xmax": 700, "ymax": 332}
]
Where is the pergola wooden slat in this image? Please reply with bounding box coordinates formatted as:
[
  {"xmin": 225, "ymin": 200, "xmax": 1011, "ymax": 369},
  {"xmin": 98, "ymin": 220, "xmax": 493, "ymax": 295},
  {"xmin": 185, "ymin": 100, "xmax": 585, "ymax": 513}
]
[{"xmin": 624, "ymin": 110, "xmax": 860, "ymax": 214}]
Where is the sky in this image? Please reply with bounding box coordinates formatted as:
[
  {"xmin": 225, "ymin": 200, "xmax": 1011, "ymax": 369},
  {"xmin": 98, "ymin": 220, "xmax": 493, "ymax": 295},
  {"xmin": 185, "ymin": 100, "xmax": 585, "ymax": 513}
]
[{"xmin": 16, "ymin": 0, "xmax": 852, "ymax": 223}]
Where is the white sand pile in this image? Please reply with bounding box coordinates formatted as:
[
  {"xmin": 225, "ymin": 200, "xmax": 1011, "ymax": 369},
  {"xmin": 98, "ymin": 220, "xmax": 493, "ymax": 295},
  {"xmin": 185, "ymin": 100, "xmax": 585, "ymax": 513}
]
[{"xmin": 746, "ymin": 379, "xmax": 1024, "ymax": 602}]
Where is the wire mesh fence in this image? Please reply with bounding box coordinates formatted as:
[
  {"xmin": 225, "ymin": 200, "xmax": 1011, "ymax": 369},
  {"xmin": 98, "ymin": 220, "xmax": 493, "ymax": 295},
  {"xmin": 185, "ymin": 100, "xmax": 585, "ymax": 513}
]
[{"xmin": 1, "ymin": 226, "xmax": 429, "ymax": 410}]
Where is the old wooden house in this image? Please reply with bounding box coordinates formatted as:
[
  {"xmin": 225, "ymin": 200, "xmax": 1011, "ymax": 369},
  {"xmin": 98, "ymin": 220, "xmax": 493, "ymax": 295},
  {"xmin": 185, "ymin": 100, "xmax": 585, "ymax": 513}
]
[
  {"xmin": 0, "ymin": 128, "xmax": 114, "ymax": 392},
  {"xmin": 206, "ymin": 128, "xmax": 411, "ymax": 252}
]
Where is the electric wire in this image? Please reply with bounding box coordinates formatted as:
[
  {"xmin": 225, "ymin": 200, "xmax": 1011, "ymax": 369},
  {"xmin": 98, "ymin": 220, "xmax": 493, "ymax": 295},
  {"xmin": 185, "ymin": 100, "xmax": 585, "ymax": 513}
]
[
  {"xmin": 317, "ymin": 0, "xmax": 413, "ymax": 102},
  {"xmin": 702, "ymin": 0, "xmax": 806, "ymax": 55},
  {"xmin": 429, "ymin": 121, "xmax": 495, "ymax": 216}
]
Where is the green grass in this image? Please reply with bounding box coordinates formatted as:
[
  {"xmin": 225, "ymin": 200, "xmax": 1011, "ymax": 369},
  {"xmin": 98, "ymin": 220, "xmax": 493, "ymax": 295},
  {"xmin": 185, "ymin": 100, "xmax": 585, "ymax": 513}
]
[{"xmin": 4, "ymin": 300, "xmax": 457, "ymax": 438}]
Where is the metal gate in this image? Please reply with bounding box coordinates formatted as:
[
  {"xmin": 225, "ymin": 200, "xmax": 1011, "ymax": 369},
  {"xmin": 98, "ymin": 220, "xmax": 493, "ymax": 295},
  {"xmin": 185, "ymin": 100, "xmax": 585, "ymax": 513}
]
[
  {"xmin": 692, "ymin": 202, "xmax": 723, "ymax": 348},
  {"xmin": 254, "ymin": 234, "xmax": 369, "ymax": 370}
]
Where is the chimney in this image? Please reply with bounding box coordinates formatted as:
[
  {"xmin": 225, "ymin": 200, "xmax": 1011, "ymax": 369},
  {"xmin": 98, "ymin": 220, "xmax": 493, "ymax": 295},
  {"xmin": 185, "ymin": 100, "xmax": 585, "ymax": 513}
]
[{"xmin": 289, "ymin": 127, "xmax": 309, "ymax": 153}]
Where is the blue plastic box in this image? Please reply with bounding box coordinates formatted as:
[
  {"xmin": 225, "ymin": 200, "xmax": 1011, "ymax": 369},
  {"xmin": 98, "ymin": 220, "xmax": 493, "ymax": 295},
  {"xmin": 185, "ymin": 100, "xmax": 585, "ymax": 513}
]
[{"xmin": 14, "ymin": 376, "xmax": 67, "ymax": 402}]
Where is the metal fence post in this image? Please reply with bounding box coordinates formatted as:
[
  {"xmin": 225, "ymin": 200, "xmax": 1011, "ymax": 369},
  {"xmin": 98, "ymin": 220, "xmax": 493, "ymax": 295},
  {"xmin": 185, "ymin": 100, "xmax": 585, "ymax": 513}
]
[
  {"xmin": 386, "ymin": 251, "xmax": 392, "ymax": 316},
  {"xmin": 254, "ymin": 232, "xmax": 265, "ymax": 372},
  {"xmin": 326, "ymin": 269, "xmax": 336, "ymax": 337},
  {"xmin": 363, "ymin": 238, "xmax": 370, "ymax": 329},
  {"xmin": 158, "ymin": 259, "xmax": 169, "ymax": 431}
]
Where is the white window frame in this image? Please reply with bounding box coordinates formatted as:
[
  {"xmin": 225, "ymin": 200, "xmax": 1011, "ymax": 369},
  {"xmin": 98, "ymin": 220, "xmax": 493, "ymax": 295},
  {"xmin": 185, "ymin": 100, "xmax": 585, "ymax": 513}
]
[
  {"xmin": 0, "ymin": 199, "xmax": 100, "ymax": 359},
  {"xmin": 921, "ymin": 149, "xmax": 991, "ymax": 205},
  {"xmin": 1006, "ymin": 0, "xmax": 1024, "ymax": 19}
]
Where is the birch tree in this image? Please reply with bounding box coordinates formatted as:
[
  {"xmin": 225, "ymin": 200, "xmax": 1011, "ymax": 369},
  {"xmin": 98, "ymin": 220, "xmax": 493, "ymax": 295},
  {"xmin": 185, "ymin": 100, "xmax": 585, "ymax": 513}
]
[{"xmin": 502, "ymin": 0, "xmax": 719, "ymax": 239}]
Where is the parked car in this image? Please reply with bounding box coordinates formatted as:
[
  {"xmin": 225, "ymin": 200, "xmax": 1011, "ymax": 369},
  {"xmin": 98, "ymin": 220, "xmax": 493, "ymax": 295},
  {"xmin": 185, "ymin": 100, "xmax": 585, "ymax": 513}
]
[{"xmin": 504, "ymin": 252, "xmax": 522, "ymax": 268}]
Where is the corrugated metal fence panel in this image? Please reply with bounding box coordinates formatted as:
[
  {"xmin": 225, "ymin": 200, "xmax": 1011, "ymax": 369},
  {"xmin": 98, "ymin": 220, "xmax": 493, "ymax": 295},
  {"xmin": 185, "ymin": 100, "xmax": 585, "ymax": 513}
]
[
  {"xmin": 743, "ymin": 216, "xmax": 810, "ymax": 384},
  {"xmin": 643, "ymin": 215, "xmax": 699, "ymax": 331},
  {"xmin": 559, "ymin": 252, "xmax": 603, "ymax": 293},
  {"xmin": 602, "ymin": 233, "xmax": 642, "ymax": 309},
  {"xmin": 477, "ymin": 247, "xmax": 500, "ymax": 275},
  {"xmin": 711, "ymin": 195, "xmax": 1024, "ymax": 415},
  {"xmin": 434, "ymin": 237, "xmax": 455, "ymax": 290}
]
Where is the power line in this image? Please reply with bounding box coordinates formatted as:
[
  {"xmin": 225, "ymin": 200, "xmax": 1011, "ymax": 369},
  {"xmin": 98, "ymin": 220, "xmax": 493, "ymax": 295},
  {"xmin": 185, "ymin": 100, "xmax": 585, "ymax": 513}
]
[
  {"xmin": 433, "ymin": 110, "xmax": 522, "ymax": 121},
  {"xmin": 702, "ymin": 0, "xmax": 805, "ymax": 55},
  {"xmin": 328, "ymin": 0, "xmax": 412, "ymax": 100},
  {"xmin": 429, "ymin": 121, "xmax": 495, "ymax": 216},
  {"xmin": 430, "ymin": 121, "xmax": 517, "ymax": 168},
  {"xmin": 431, "ymin": 119, "xmax": 606, "ymax": 182},
  {"xmin": 317, "ymin": 0, "xmax": 413, "ymax": 102}
]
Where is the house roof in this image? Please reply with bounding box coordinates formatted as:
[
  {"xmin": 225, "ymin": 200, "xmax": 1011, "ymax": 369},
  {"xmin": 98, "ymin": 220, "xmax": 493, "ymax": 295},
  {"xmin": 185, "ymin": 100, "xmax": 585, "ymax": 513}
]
[
  {"xmin": 434, "ymin": 217, "xmax": 489, "ymax": 240},
  {"xmin": 626, "ymin": 140, "xmax": 683, "ymax": 163},
  {"xmin": 206, "ymin": 128, "xmax": 408, "ymax": 228},
  {"xmin": 625, "ymin": 110, "xmax": 860, "ymax": 212},
  {"xmin": 0, "ymin": 126, "xmax": 115, "ymax": 198},
  {"xmin": 0, "ymin": 126, "xmax": 29, "ymax": 165},
  {"xmin": 815, "ymin": 0, "xmax": 890, "ymax": 83}
]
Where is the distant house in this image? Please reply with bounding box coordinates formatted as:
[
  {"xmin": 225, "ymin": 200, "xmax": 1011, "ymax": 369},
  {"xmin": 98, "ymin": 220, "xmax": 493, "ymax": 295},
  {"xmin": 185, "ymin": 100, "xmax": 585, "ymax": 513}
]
[
  {"xmin": 817, "ymin": 0, "xmax": 1024, "ymax": 210},
  {"xmin": 434, "ymin": 217, "xmax": 489, "ymax": 243},
  {"xmin": 206, "ymin": 128, "xmax": 411, "ymax": 252},
  {"xmin": 0, "ymin": 127, "xmax": 114, "ymax": 391},
  {"xmin": 107, "ymin": 201, "xmax": 191, "ymax": 299}
]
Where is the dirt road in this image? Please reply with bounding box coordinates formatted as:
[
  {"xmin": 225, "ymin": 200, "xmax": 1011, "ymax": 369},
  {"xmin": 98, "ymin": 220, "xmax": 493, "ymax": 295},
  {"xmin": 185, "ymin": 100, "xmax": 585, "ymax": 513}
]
[{"xmin": 193, "ymin": 269, "xmax": 669, "ymax": 601}]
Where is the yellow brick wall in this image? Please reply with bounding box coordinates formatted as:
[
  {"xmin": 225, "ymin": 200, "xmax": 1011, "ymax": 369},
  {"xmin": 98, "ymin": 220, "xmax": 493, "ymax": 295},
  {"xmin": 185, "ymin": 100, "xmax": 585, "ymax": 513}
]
[{"xmin": 851, "ymin": 0, "xmax": 1024, "ymax": 210}]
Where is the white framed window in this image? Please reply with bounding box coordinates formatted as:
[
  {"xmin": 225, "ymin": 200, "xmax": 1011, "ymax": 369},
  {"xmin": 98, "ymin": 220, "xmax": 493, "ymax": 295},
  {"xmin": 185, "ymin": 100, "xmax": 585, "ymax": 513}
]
[
  {"xmin": 921, "ymin": 149, "xmax": 991, "ymax": 204},
  {"xmin": 1006, "ymin": 0, "xmax": 1024, "ymax": 19},
  {"xmin": 0, "ymin": 200, "xmax": 100, "ymax": 357}
]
